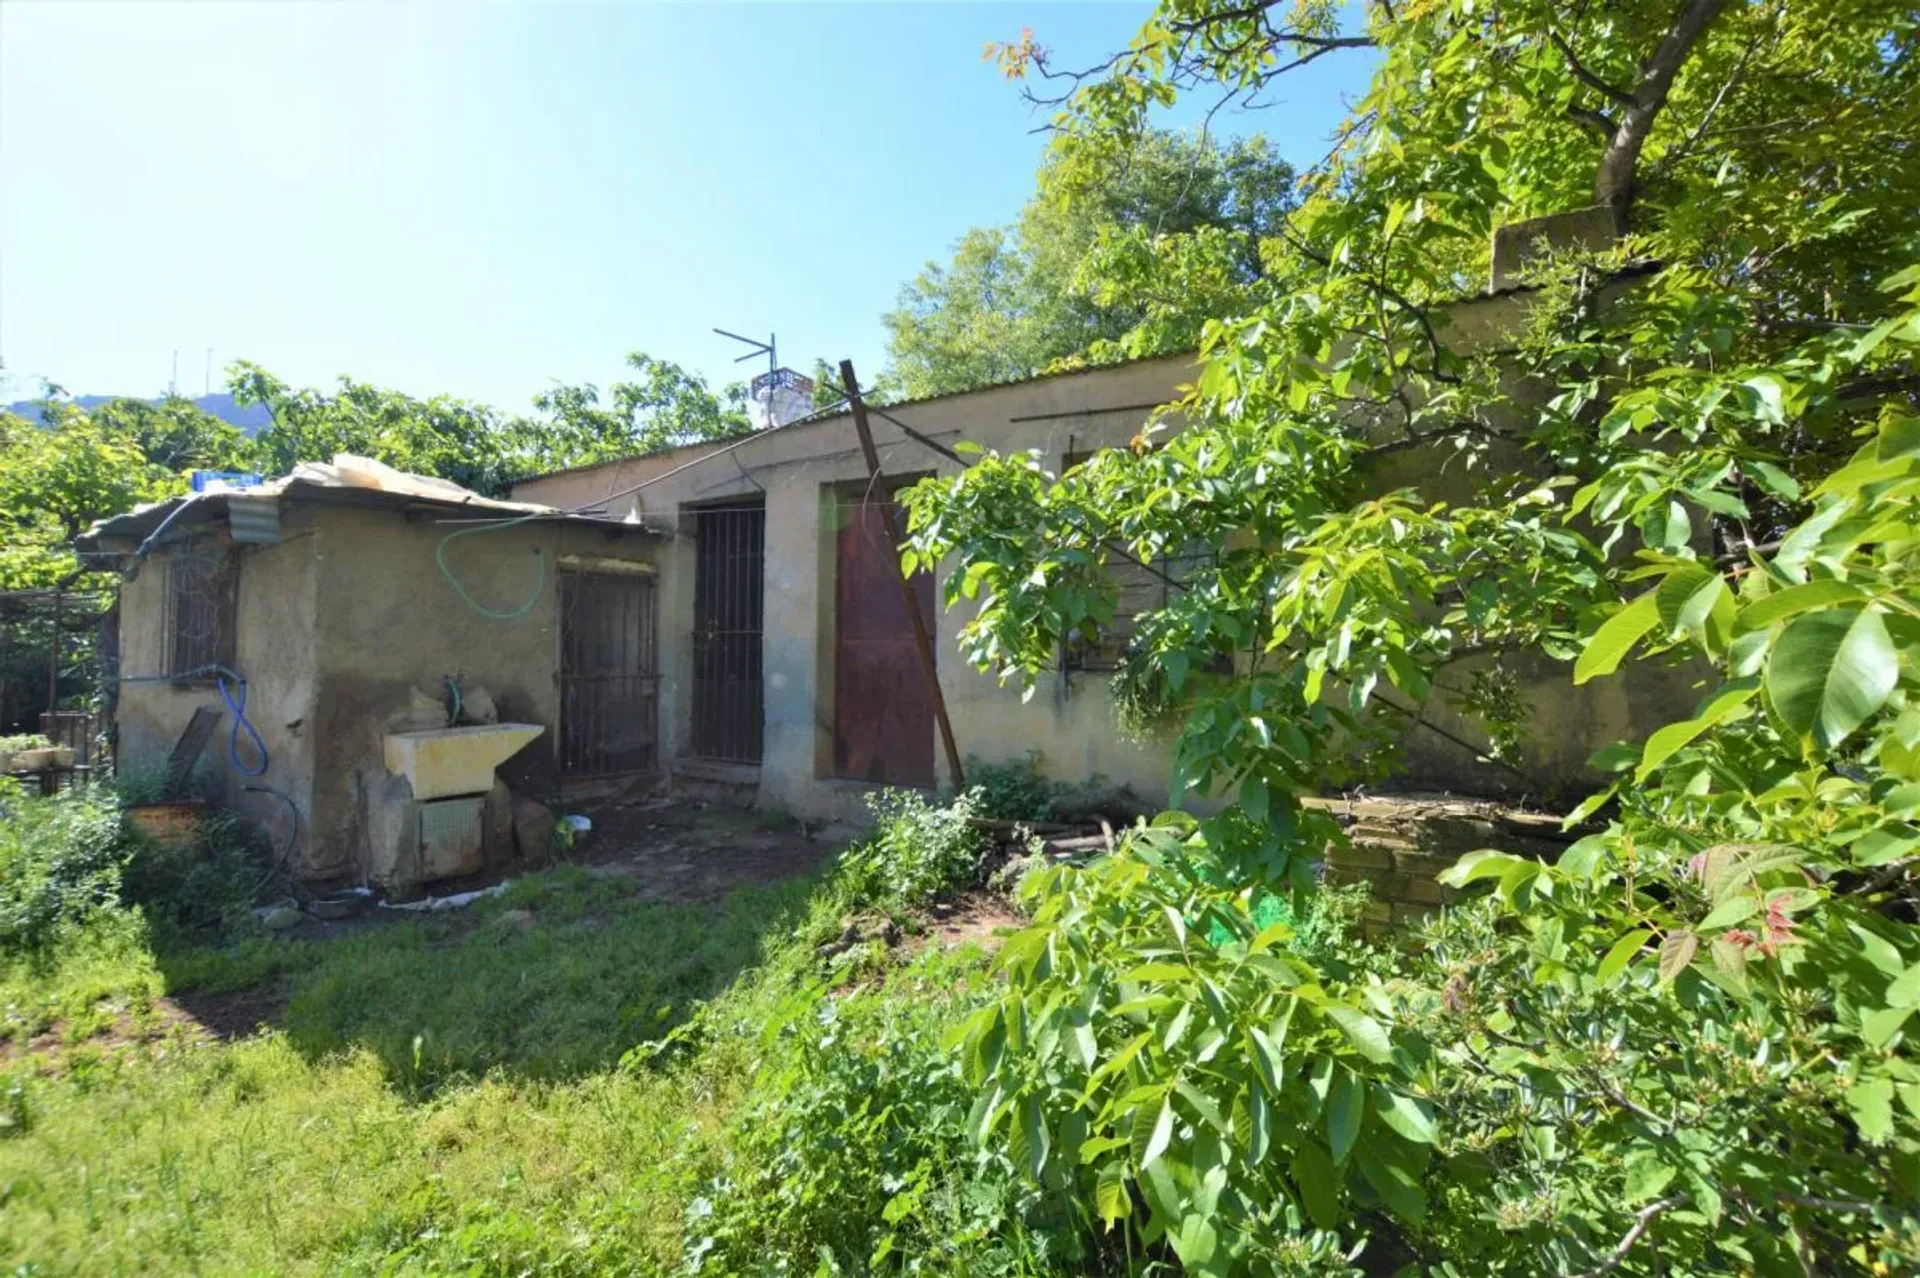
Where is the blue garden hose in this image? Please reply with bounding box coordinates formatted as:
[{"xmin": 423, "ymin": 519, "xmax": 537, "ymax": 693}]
[
  {"xmin": 120, "ymin": 664, "xmax": 295, "ymax": 876},
  {"xmin": 217, "ymin": 673, "xmax": 268, "ymax": 776}
]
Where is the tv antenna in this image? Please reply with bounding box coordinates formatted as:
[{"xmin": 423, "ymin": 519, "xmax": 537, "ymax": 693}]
[{"xmin": 714, "ymin": 327, "xmax": 777, "ymax": 381}]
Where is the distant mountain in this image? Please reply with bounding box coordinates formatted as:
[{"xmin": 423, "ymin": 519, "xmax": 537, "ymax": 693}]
[{"xmin": 5, "ymin": 392, "xmax": 274, "ymax": 435}]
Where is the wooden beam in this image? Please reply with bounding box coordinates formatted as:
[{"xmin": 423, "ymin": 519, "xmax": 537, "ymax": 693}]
[{"xmin": 839, "ymin": 360, "xmax": 966, "ymax": 791}]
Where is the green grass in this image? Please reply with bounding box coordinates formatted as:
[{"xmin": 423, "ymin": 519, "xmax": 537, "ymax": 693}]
[{"xmin": 0, "ymin": 852, "xmax": 1024, "ymax": 1276}]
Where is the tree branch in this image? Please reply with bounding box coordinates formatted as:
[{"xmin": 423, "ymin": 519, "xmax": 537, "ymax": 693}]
[
  {"xmin": 1548, "ymin": 29, "xmax": 1635, "ymax": 106},
  {"xmin": 1593, "ymin": 0, "xmax": 1734, "ymax": 218},
  {"xmin": 1568, "ymin": 1195, "xmax": 1686, "ymax": 1278}
]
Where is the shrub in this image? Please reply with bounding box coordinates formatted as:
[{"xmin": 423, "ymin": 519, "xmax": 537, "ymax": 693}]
[
  {"xmin": 0, "ymin": 788, "xmax": 130, "ymax": 958},
  {"xmin": 958, "ymin": 753, "xmax": 1064, "ymax": 823},
  {"xmin": 838, "ymin": 789, "xmax": 984, "ymax": 913},
  {"xmin": 0, "ymin": 788, "xmax": 276, "ymax": 961},
  {"xmin": 680, "ymin": 947, "xmax": 1077, "ymax": 1276}
]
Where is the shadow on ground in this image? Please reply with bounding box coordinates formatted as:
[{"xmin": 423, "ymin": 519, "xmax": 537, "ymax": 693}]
[{"xmin": 151, "ymin": 801, "xmax": 848, "ymax": 1090}]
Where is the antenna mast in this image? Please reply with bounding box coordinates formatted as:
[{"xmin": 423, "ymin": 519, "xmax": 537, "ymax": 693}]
[{"xmin": 713, "ymin": 327, "xmax": 776, "ymax": 381}]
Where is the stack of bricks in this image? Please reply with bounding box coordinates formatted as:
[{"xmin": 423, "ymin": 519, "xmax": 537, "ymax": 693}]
[{"xmin": 1305, "ymin": 795, "xmax": 1574, "ymax": 937}]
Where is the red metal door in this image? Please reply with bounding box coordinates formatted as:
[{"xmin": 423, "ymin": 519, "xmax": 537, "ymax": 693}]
[{"xmin": 833, "ymin": 496, "xmax": 936, "ymax": 787}]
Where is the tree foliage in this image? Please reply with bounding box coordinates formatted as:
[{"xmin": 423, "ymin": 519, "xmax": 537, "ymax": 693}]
[
  {"xmin": 515, "ymin": 351, "xmax": 754, "ymax": 475},
  {"xmin": 883, "ymin": 130, "xmax": 1295, "ymax": 398},
  {"xmin": 912, "ymin": 0, "xmax": 1920, "ymax": 1270}
]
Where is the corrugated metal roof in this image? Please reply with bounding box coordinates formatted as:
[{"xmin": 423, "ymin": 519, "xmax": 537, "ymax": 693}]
[{"xmin": 78, "ymin": 472, "xmax": 669, "ymax": 553}]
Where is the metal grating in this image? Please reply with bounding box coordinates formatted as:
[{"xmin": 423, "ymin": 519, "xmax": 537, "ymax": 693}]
[
  {"xmin": 560, "ymin": 573, "xmax": 659, "ymax": 777},
  {"xmin": 690, "ymin": 501, "xmax": 765, "ymax": 764},
  {"xmin": 165, "ymin": 543, "xmax": 237, "ymax": 679}
]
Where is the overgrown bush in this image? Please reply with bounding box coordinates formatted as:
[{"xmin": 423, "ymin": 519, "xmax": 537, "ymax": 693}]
[
  {"xmin": 121, "ymin": 812, "xmax": 273, "ymax": 944},
  {"xmin": 0, "ymin": 788, "xmax": 274, "ymax": 960},
  {"xmin": 958, "ymin": 753, "xmax": 1064, "ymax": 823},
  {"xmin": 838, "ymin": 788, "xmax": 984, "ymax": 913},
  {"xmin": 681, "ymin": 947, "xmax": 1078, "ymax": 1276},
  {"xmin": 0, "ymin": 787, "xmax": 130, "ymax": 958}
]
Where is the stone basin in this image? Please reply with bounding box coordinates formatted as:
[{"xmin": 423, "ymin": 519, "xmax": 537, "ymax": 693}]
[{"xmin": 383, "ymin": 723, "xmax": 544, "ymax": 800}]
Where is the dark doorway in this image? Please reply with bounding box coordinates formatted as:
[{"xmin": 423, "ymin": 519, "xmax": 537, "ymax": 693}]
[
  {"xmin": 690, "ymin": 501, "xmax": 765, "ymax": 764},
  {"xmin": 560, "ymin": 573, "xmax": 658, "ymax": 776},
  {"xmin": 833, "ymin": 493, "xmax": 935, "ymax": 787}
]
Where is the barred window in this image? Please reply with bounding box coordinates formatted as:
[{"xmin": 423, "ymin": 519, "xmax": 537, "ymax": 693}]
[
  {"xmin": 166, "ymin": 543, "xmax": 237, "ymax": 680},
  {"xmin": 1062, "ymin": 449, "xmax": 1213, "ymax": 672}
]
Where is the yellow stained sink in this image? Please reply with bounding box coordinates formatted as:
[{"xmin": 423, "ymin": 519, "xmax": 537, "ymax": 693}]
[{"xmin": 383, "ymin": 723, "xmax": 544, "ymax": 800}]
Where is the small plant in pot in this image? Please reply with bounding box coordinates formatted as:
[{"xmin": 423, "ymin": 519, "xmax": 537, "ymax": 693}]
[
  {"xmin": 114, "ymin": 758, "xmax": 206, "ymax": 847},
  {"xmin": 0, "ymin": 733, "xmax": 72, "ymax": 772}
]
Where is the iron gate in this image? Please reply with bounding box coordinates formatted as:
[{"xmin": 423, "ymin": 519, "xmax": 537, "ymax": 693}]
[
  {"xmin": 690, "ymin": 501, "xmax": 765, "ymax": 764},
  {"xmin": 560, "ymin": 572, "xmax": 658, "ymax": 776}
]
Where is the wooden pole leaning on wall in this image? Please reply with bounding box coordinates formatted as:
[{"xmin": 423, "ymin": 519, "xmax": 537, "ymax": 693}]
[{"xmin": 838, "ymin": 360, "xmax": 966, "ymax": 791}]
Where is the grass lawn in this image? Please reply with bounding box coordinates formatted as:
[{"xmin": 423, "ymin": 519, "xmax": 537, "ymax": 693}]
[{"xmin": 0, "ymin": 860, "xmax": 1011, "ymax": 1275}]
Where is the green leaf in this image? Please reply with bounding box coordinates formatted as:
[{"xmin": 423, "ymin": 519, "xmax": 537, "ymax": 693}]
[
  {"xmin": 1850, "ymin": 1076, "xmax": 1895, "ymax": 1143},
  {"xmin": 1247, "ymin": 1026, "xmax": 1286, "ymax": 1096},
  {"xmin": 1357, "ymin": 1143, "xmax": 1427, "ymax": 1225},
  {"xmin": 1597, "ymin": 929, "xmax": 1651, "ymax": 984},
  {"xmin": 1018, "ymin": 1094, "xmax": 1050, "ymax": 1179},
  {"xmin": 1854, "ymin": 823, "xmax": 1919, "ymax": 868},
  {"xmin": 1766, "ymin": 606, "xmax": 1898, "ymax": 748},
  {"xmin": 1327, "ymin": 1068, "xmax": 1364, "ymax": 1165},
  {"xmin": 1735, "ymin": 579, "xmax": 1867, "ymax": 632},
  {"xmin": 1372, "ymin": 1085, "xmax": 1438, "ymax": 1145},
  {"xmin": 1094, "ymin": 1162, "xmax": 1132, "ymax": 1224},
  {"xmin": 1437, "ymin": 849, "xmax": 1528, "ymax": 888},
  {"xmin": 1746, "ymin": 459, "xmax": 1801, "ymax": 501},
  {"xmin": 1658, "ymin": 930, "xmax": 1699, "ymax": 983},
  {"xmin": 1574, "ymin": 592, "xmax": 1659, "ymax": 685},
  {"xmin": 1623, "ymin": 1149, "xmax": 1676, "ymax": 1204},
  {"xmin": 1655, "ymin": 566, "xmax": 1718, "ymax": 636},
  {"xmin": 1700, "ymin": 895, "xmax": 1758, "ymax": 931},
  {"xmin": 1863, "ymin": 1004, "xmax": 1912, "ymax": 1049},
  {"xmin": 1325, "ymin": 1004, "xmax": 1394, "ymax": 1065},
  {"xmin": 1132, "ymin": 1095, "xmax": 1174, "ymax": 1172},
  {"xmin": 1634, "ymin": 679, "xmax": 1759, "ymax": 782},
  {"xmin": 1290, "ymin": 1142, "xmax": 1342, "ymax": 1229},
  {"xmin": 1888, "ymin": 961, "xmax": 1920, "ymax": 1009}
]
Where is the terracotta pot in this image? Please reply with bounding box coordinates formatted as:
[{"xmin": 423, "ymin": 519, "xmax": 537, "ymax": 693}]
[{"xmin": 126, "ymin": 801, "xmax": 205, "ymax": 847}]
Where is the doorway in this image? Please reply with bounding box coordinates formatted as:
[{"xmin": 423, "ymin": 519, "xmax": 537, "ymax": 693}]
[
  {"xmin": 832, "ymin": 492, "xmax": 935, "ymax": 787},
  {"xmin": 559, "ymin": 572, "xmax": 658, "ymax": 776},
  {"xmin": 690, "ymin": 500, "xmax": 766, "ymax": 764}
]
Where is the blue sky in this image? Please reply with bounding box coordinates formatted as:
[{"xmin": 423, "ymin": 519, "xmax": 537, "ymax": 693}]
[{"xmin": 0, "ymin": 2, "xmax": 1371, "ymax": 412}]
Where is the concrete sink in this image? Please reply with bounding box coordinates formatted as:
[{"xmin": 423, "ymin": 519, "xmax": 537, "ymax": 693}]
[{"xmin": 383, "ymin": 723, "xmax": 544, "ymax": 800}]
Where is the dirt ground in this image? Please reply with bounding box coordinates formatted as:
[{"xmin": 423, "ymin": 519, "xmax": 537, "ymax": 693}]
[{"xmin": 568, "ymin": 797, "xmax": 840, "ymax": 902}]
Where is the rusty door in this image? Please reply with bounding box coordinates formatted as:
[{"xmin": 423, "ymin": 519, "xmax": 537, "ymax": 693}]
[
  {"xmin": 560, "ymin": 572, "xmax": 658, "ymax": 776},
  {"xmin": 833, "ymin": 495, "xmax": 936, "ymax": 786}
]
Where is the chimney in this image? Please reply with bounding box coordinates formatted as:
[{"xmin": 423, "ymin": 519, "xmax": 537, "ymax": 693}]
[
  {"xmin": 748, "ymin": 367, "xmax": 817, "ymax": 431},
  {"xmin": 1488, "ymin": 204, "xmax": 1619, "ymax": 293}
]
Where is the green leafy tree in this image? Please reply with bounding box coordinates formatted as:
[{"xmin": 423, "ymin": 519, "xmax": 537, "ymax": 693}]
[
  {"xmin": 86, "ymin": 395, "xmax": 257, "ymax": 474},
  {"xmin": 883, "ymin": 131, "xmax": 1295, "ymax": 397},
  {"xmin": 918, "ymin": 0, "xmax": 1920, "ymax": 1271},
  {"xmin": 513, "ymin": 351, "xmax": 754, "ymax": 474},
  {"xmin": 0, "ymin": 403, "xmax": 178, "ymax": 588},
  {"xmin": 230, "ymin": 363, "xmax": 518, "ymax": 497}
]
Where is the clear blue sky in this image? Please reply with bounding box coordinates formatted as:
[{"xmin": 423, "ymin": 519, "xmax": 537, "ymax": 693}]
[{"xmin": 0, "ymin": 2, "xmax": 1371, "ymax": 412}]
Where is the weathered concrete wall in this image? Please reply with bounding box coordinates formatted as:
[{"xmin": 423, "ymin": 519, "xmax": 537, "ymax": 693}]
[
  {"xmin": 516, "ymin": 357, "xmax": 1205, "ymax": 822},
  {"xmin": 305, "ymin": 506, "xmax": 659, "ymax": 881},
  {"xmin": 114, "ymin": 509, "xmax": 321, "ymax": 856},
  {"xmin": 508, "ymin": 331, "xmax": 1697, "ymax": 822}
]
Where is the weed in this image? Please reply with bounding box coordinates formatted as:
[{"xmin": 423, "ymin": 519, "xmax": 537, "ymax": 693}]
[
  {"xmin": 838, "ymin": 788, "xmax": 984, "ymax": 912},
  {"xmin": 955, "ymin": 752, "xmax": 1064, "ymax": 823}
]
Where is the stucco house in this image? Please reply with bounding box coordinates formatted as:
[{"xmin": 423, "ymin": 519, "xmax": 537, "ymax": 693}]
[
  {"xmin": 510, "ymin": 342, "xmax": 1688, "ymax": 826},
  {"xmin": 81, "ymin": 457, "xmax": 666, "ymax": 891}
]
